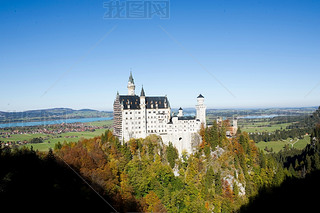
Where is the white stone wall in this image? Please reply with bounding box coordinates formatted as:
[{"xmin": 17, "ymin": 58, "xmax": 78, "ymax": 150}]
[
  {"xmin": 161, "ymin": 117, "xmax": 202, "ymax": 155},
  {"xmin": 127, "ymin": 82, "xmax": 135, "ymax": 96},
  {"xmin": 121, "ymin": 107, "xmax": 172, "ymax": 142},
  {"xmin": 145, "ymin": 108, "xmax": 170, "ymax": 134},
  {"xmin": 119, "ymin": 96, "xmax": 205, "ymax": 155},
  {"xmin": 121, "ymin": 109, "xmax": 146, "ymax": 141},
  {"xmin": 196, "ymin": 97, "xmax": 206, "ymax": 126}
]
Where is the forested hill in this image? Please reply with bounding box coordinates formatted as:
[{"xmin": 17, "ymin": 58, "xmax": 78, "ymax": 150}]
[
  {"xmin": 52, "ymin": 125, "xmax": 284, "ymax": 212},
  {"xmin": 1, "ymin": 107, "xmax": 320, "ymax": 212},
  {"xmin": 0, "ymin": 108, "xmax": 112, "ymax": 123}
]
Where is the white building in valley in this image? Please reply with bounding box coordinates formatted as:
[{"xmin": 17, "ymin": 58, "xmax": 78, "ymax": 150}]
[{"xmin": 113, "ymin": 73, "xmax": 206, "ymax": 154}]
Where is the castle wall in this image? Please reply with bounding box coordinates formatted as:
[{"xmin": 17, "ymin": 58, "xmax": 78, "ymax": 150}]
[{"xmin": 114, "ymin": 73, "xmax": 206, "ymax": 154}]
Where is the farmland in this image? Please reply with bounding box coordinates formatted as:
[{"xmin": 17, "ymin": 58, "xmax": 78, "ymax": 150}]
[
  {"xmin": 0, "ymin": 120, "xmax": 113, "ymax": 152},
  {"xmin": 237, "ymin": 116, "xmax": 311, "ymax": 153},
  {"xmin": 255, "ymin": 135, "xmax": 311, "ymax": 153}
]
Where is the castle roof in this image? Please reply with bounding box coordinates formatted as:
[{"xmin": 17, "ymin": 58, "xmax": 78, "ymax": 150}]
[
  {"xmin": 178, "ymin": 116, "xmax": 196, "ymax": 120},
  {"xmin": 128, "ymin": 71, "xmax": 134, "ymax": 84},
  {"xmin": 140, "ymin": 86, "xmax": 145, "ymax": 97},
  {"xmin": 197, "ymin": 94, "xmax": 204, "ymax": 98},
  {"xmin": 118, "ymin": 95, "xmax": 170, "ymax": 110},
  {"xmin": 146, "ymin": 96, "xmax": 169, "ymax": 109},
  {"xmin": 119, "ymin": 95, "xmax": 140, "ymax": 109}
]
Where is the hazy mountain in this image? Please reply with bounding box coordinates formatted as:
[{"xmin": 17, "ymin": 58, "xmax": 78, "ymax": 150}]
[{"xmin": 0, "ymin": 108, "xmax": 112, "ymax": 123}]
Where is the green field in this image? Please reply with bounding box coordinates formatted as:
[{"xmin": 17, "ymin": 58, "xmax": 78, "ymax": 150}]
[
  {"xmin": 238, "ymin": 118, "xmax": 293, "ymax": 133},
  {"xmin": 256, "ymin": 135, "xmax": 310, "ymax": 153},
  {"xmin": 241, "ymin": 122, "xmax": 293, "ymax": 133},
  {"xmin": 238, "ymin": 117, "xmax": 312, "ymax": 152},
  {"xmin": 2, "ymin": 120, "xmax": 113, "ymax": 152},
  {"xmin": 23, "ymin": 129, "xmax": 107, "ymax": 151}
]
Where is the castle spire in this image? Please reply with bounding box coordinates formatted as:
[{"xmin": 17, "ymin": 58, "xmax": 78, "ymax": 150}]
[
  {"xmin": 140, "ymin": 85, "xmax": 145, "ymax": 97},
  {"xmin": 129, "ymin": 71, "xmax": 134, "ymax": 84},
  {"xmin": 127, "ymin": 71, "xmax": 135, "ymax": 96}
]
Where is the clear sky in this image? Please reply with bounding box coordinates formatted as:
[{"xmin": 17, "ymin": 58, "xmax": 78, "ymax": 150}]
[{"xmin": 1, "ymin": 0, "xmax": 320, "ymax": 111}]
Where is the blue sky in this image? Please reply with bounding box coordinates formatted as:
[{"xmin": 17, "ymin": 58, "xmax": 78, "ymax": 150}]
[{"xmin": 1, "ymin": 0, "xmax": 320, "ymax": 111}]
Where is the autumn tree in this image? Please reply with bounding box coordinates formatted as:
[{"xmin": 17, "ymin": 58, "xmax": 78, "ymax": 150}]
[{"xmin": 143, "ymin": 191, "xmax": 167, "ymax": 212}]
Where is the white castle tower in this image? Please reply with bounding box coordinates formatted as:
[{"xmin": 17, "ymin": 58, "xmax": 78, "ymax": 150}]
[
  {"xmin": 127, "ymin": 71, "xmax": 135, "ymax": 96},
  {"xmin": 196, "ymin": 94, "xmax": 206, "ymax": 126},
  {"xmin": 139, "ymin": 85, "xmax": 147, "ymax": 139}
]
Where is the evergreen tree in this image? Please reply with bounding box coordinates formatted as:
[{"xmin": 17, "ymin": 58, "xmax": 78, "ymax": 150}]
[
  {"xmin": 306, "ymin": 155, "xmax": 312, "ymax": 173},
  {"xmin": 314, "ymin": 154, "xmax": 320, "ymax": 170},
  {"xmin": 167, "ymin": 142, "xmax": 178, "ymax": 169},
  {"xmin": 233, "ymin": 182, "xmax": 239, "ymax": 198},
  {"xmin": 207, "ymin": 121, "xmax": 219, "ymax": 150},
  {"xmin": 215, "ymin": 171, "xmax": 222, "ymax": 195}
]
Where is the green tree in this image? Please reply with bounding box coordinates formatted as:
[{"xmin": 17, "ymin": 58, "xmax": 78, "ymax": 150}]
[
  {"xmin": 206, "ymin": 122, "xmax": 219, "ymax": 150},
  {"xmin": 167, "ymin": 142, "xmax": 178, "ymax": 169},
  {"xmin": 306, "ymin": 155, "xmax": 312, "ymax": 173},
  {"xmin": 54, "ymin": 141, "xmax": 62, "ymax": 150},
  {"xmin": 233, "ymin": 182, "xmax": 239, "ymax": 198},
  {"xmin": 314, "ymin": 154, "xmax": 320, "ymax": 170},
  {"xmin": 239, "ymin": 134, "xmax": 249, "ymax": 154},
  {"xmin": 215, "ymin": 171, "xmax": 222, "ymax": 195}
]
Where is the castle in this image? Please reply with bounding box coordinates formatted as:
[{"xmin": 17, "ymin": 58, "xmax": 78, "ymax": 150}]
[{"xmin": 113, "ymin": 72, "xmax": 206, "ymax": 154}]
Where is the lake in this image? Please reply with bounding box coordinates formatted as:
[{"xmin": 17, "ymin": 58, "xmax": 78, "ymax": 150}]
[
  {"xmin": 238, "ymin": 115, "xmax": 279, "ymax": 119},
  {"xmin": 0, "ymin": 117, "xmax": 113, "ymax": 128}
]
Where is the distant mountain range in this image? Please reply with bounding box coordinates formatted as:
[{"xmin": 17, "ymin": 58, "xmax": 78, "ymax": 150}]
[
  {"xmin": 0, "ymin": 108, "xmax": 112, "ymax": 123},
  {"xmin": 1, "ymin": 106, "xmax": 318, "ymax": 124}
]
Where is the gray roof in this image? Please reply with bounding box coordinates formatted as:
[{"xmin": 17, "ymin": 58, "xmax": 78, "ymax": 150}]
[
  {"xmin": 145, "ymin": 96, "xmax": 169, "ymax": 109},
  {"xmin": 128, "ymin": 72, "xmax": 134, "ymax": 84},
  {"xmin": 178, "ymin": 116, "xmax": 196, "ymax": 120},
  {"xmin": 119, "ymin": 95, "xmax": 140, "ymax": 109},
  {"xmin": 140, "ymin": 86, "xmax": 145, "ymax": 97},
  {"xmin": 119, "ymin": 95, "xmax": 170, "ymax": 110}
]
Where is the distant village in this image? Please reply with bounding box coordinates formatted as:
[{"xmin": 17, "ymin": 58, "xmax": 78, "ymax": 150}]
[{"xmin": 0, "ymin": 122, "xmax": 110, "ymax": 148}]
